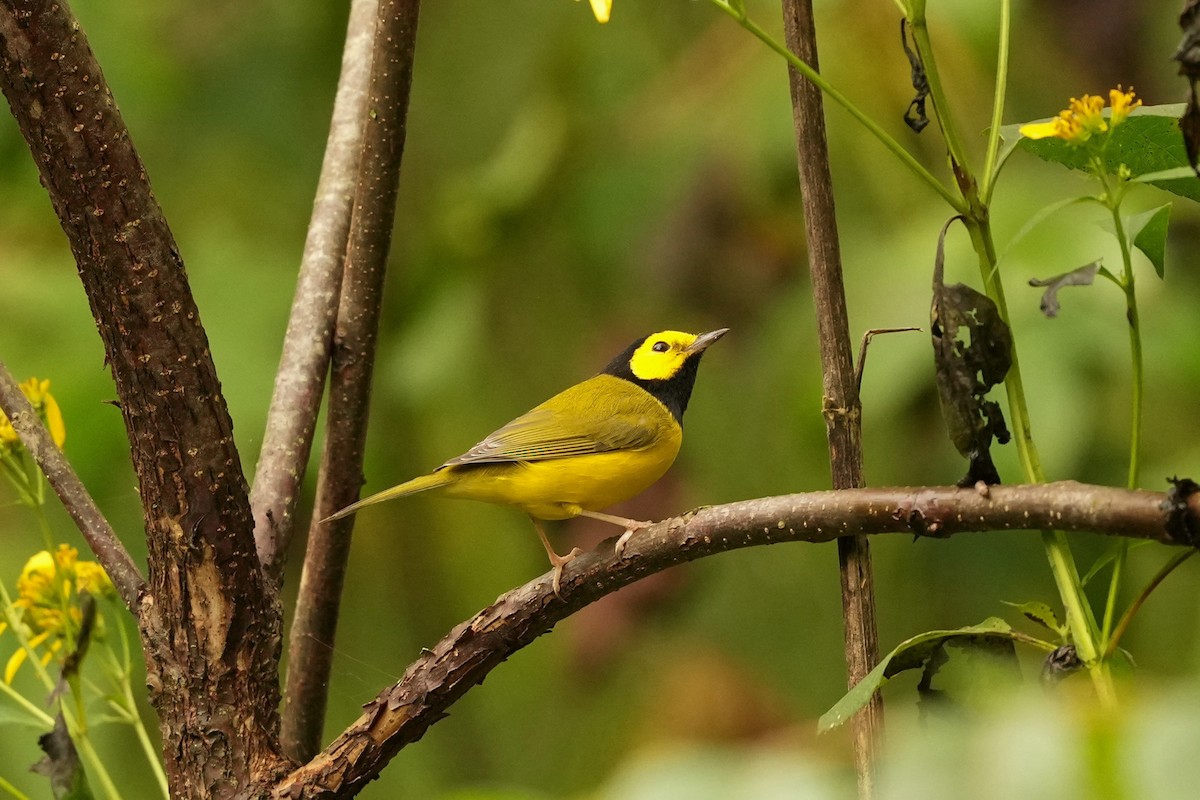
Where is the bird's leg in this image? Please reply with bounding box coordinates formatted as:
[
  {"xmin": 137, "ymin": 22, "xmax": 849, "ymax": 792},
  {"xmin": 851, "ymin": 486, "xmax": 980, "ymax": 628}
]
[
  {"xmin": 577, "ymin": 510, "xmax": 654, "ymax": 559},
  {"xmin": 532, "ymin": 517, "xmax": 582, "ymax": 597}
]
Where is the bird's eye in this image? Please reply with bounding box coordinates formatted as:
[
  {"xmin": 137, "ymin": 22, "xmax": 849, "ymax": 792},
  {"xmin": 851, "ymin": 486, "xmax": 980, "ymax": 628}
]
[{"xmin": 652, "ymin": 341, "xmax": 669, "ymax": 353}]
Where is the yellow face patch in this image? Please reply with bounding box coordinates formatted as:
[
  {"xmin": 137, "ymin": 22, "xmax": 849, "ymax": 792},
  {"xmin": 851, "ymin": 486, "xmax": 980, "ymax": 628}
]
[{"xmin": 627, "ymin": 330, "xmax": 699, "ymax": 381}]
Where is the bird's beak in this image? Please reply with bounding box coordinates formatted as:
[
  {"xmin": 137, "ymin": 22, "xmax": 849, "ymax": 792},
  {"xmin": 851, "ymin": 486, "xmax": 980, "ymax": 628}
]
[{"xmin": 686, "ymin": 327, "xmax": 730, "ymax": 354}]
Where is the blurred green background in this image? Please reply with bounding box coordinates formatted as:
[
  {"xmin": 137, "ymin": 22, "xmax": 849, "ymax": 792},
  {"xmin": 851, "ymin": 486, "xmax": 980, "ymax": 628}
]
[{"xmin": 2, "ymin": 0, "xmax": 1200, "ymax": 797}]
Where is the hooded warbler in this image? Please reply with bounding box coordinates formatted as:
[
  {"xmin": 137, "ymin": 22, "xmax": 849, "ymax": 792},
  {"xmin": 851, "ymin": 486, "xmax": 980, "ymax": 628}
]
[{"xmin": 324, "ymin": 328, "xmax": 728, "ymax": 594}]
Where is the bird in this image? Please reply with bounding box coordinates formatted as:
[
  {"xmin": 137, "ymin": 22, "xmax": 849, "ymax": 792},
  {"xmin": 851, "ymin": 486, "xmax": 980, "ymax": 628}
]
[{"xmin": 323, "ymin": 328, "xmax": 728, "ymax": 595}]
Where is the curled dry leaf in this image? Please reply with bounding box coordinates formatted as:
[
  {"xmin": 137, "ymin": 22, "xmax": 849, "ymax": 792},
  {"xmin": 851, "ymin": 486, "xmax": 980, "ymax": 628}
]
[
  {"xmin": 1028, "ymin": 260, "xmax": 1101, "ymax": 318},
  {"xmin": 930, "ymin": 216, "xmax": 1013, "ymax": 487}
]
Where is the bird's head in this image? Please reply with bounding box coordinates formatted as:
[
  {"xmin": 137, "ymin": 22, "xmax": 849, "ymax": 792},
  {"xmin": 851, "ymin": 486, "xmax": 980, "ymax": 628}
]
[
  {"xmin": 625, "ymin": 329, "xmax": 729, "ymax": 381},
  {"xmin": 604, "ymin": 328, "xmax": 729, "ymax": 422}
]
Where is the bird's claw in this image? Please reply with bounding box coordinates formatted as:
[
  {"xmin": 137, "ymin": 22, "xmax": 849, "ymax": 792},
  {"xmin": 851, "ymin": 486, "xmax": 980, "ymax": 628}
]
[
  {"xmin": 550, "ymin": 547, "xmax": 583, "ymax": 598},
  {"xmin": 613, "ymin": 520, "xmax": 653, "ymax": 560}
]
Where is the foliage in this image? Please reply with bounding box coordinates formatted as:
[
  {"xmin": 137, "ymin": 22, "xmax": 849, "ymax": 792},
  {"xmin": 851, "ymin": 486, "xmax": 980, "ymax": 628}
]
[{"xmin": 1, "ymin": 0, "xmax": 1199, "ymax": 797}]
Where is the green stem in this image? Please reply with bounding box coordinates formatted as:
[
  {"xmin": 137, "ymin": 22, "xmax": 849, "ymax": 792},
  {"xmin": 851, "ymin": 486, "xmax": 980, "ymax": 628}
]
[
  {"xmin": 0, "ymin": 672, "xmax": 55, "ymax": 727},
  {"xmin": 109, "ymin": 626, "xmax": 169, "ymax": 798},
  {"xmin": 979, "ymin": 0, "xmax": 1010, "ymax": 203},
  {"xmin": 906, "ymin": 7, "xmax": 972, "ymax": 178},
  {"xmin": 962, "ymin": 215, "xmax": 1112, "ymax": 702},
  {"xmin": 0, "ymin": 776, "xmax": 30, "ymax": 800},
  {"xmin": 1100, "ymin": 189, "xmax": 1143, "ymax": 649},
  {"xmin": 1106, "ymin": 550, "xmax": 1195, "ymax": 659},
  {"xmin": 707, "ymin": 0, "xmax": 965, "ymax": 212},
  {"xmin": 67, "ymin": 706, "xmax": 124, "ymax": 800}
]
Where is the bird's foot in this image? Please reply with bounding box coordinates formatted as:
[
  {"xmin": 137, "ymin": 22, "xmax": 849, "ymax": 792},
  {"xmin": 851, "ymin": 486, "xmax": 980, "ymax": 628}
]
[
  {"xmin": 576, "ymin": 510, "xmax": 655, "ymax": 559},
  {"xmin": 549, "ymin": 547, "xmax": 584, "ymax": 598},
  {"xmin": 613, "ymin": 520, "xmax": 653, "ymax": 559}
]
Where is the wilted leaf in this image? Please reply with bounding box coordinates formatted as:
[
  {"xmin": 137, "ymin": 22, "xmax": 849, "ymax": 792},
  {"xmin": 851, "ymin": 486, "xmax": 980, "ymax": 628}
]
[
  {"xmin": 1002, "ymin": 600, "xmax": 1067, "ymax": 638},
  {"xmin": 1028, "ymin": 261, "xmax": 1100, "ymax": 318},
  {"xmin": 931, "ymin": 216, "xmax": 1013, "ymax": 486},
  {"xmin": 818, "ymin": 617, "xmax": 1048, "ymax": 732},
  {"xmin": 33, "ymin": 713, "xmax": 92, "ymax": 799},
  {"xmin": 50, "ymin": 593, "xmax": 95, "ymax": 705},
  {"xmin": 900, "ymin": 19, "xmax": 929, "ymax": 133},
  {"xmin": 1000, "ymin": 106, "xmax": 1200, "ymax": 202}
]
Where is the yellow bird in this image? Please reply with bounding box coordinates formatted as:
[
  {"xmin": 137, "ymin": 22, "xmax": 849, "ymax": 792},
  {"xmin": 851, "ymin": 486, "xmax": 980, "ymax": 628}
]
[{"xmin": 324, "ymin": 328, "xmax": 728, "ymax": 594}]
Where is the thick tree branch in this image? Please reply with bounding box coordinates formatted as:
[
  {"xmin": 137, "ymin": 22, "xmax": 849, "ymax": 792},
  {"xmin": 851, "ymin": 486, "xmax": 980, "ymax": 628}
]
[
  {"xmin": 274, "ymin": 481, "xmax": 1199, "ymax": 798},
  {"xmin": 281, "ymin": 0, "xmax": 421, "ymax": 763},
  {"xmin": 0, "ymin": 0, "xmax": 286, "ymax": 795},
  {"xmin": 780, "ymin": 0, "xmax": 882, "ymax": 792},
  {"xmin": 251, "ymin": 0, "xmax": 379, "ymax": 581},
  {"xmin": 0, "ymin": 361, "xmax": 145, "ymax": 609}
]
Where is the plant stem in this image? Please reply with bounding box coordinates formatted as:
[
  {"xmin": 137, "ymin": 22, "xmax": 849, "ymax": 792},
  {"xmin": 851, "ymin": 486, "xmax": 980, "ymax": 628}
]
[
  {"xmin": 110, "ymin": 624, "xmax": 170, "ymax": 798},
  {"xmin": 1106, "ymin": 550, "xmax": 1195, "ymax": 658},
  {"xmin": 979, "ymin": 0, "xmax": 1010, "ymax": 203},
  {"xmin": 0, "ymin": 669, "xmax": 54, "ymax": 726},
  {"xmin": 1099, "ymin": 192, "xmax": 1143, "ymax": 650},
  {"xmin": 0, "ymin": 777, "xmax": 29, "ymax": 800},
  {"xmin": 905, "ymin": 7, "xmax": 972, "ymax": 177},
  {"xmin": 961, "ymin": 213, "xmax": 1112, "ymax": 704},
  {"xmin": 707, "ymin": 0, "xmax": 964, "ymax": 212}
]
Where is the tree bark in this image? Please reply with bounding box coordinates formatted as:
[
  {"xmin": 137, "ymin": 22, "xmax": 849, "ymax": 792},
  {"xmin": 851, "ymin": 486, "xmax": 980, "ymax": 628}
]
[
  {"xmin": 251, "ymin": 0, "xmax": 379, "ymax": 582},
  {"xmin": 0, "ymin": 0, "xmax": 287, "ymax": 795},
  {"xmin": 281, "ymin": 0, "xmax": 422, "ymax": 763}
]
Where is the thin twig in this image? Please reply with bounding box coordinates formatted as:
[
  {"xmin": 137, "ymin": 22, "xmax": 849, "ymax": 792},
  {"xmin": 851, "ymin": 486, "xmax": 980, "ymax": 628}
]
[
  {"xmin": 0, "ymin": 362, "xmax": 144, "ymax": 609},
  {"xmin": 780, "ymin": 0, "xmax": 883, "ymax": 794},
  {"xmin": 280, "ymin": 0, "xmax": 421, "ymax": 763},
  {"xmin": 1105, "ymin": 549, "xmax": 1196, "ymax": 658},
  {"xmin": 855, "ymin": 327, "xmax": 922, "ymax": 392},
  {"xmin": 274, "ymin": 480, "xmax": 1199, "ymax": 797},
  {"xmin": 250, "ymin": 0, "xmax": 380, "ymax": 582}
]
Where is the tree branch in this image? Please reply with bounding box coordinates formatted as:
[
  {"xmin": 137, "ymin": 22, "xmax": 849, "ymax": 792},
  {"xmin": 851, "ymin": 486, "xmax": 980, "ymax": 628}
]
[
  {"xmin": 780, "ymin": 0, "xmax": 882, "ymax": 793},
  {"xmin": 0, "ymin": 361, "xmax": 145, "ymax": 609},
  {"xmin": 274, "ymin": 481, "xmax": 1199, "ymax": 798},
  {"xmin": 280, "ymin": 0, "xmax": 421, "ymax": 763},
  {"xmin": 250, "ymin": 0, "xmax": 379, "ymax": 582},
  {"xmin": 0, "ymin": 0, "xmax": 286, "ymax": 794}
]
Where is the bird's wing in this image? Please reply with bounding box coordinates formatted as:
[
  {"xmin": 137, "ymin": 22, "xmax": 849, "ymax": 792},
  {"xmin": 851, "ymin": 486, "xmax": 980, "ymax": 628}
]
[{"xmin": 440, "ymin": 379, "xmax": 662, "ymax": 467}]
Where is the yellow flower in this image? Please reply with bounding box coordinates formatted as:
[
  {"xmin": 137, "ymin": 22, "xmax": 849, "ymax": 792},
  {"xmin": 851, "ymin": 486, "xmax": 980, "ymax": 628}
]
[
  {"xmin": 3, "ymin": 545, "xmax": 113, "ymax": 683},
  {"xmin": 1019, "ymin": 87, "xmax": 1140, "ymax": 145},
  {"xmin": 0, "ymin": 377, "xmax": 66, "ymax": 451},
  {"xmin": 1109, "ymin": 86, "xmax": 1141, "ymax": 126},
  {"xmin": 577, "ymin": 0, "xmax": 611, "ymax": 23}
]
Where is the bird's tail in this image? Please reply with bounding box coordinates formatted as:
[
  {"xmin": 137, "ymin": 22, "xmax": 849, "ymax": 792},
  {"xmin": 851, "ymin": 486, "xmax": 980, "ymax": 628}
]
[{"xmin": 320, "ymin": 471, "xmax": 453, "ymax": 523}]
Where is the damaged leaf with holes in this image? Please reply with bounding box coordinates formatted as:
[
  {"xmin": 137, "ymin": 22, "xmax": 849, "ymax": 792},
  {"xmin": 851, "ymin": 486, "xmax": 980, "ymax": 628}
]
[{"xmin": 931, "ymin": 219, "xmax": 1013, "ymax": 486}]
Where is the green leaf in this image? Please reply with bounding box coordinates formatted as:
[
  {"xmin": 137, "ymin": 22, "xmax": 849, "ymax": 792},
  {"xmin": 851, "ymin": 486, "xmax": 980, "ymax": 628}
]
[
  {"xmin": 1000, "ymin": 104, "xmax": 1200, "ymax": 203},
  {"xmin": 1001, "ymin": 600, "xmax": 1067, "ymax": 638},
  {"xmin": 1127, "ymin": 203, "xmax": 1172, "ymax": 278},
  {"xmin": 817, "ymin": 617, "xmax": 1052, "ymax": 732},
  {"xmin": 1081, "ymin": 540, "xmax": 1154, "ymax": 586}
]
